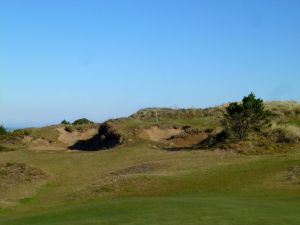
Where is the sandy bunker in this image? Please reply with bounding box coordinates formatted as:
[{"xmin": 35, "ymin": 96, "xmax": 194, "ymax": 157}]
[{"xmin": 141, "ymin": 125, "xmax": 209, "ymax": 148}]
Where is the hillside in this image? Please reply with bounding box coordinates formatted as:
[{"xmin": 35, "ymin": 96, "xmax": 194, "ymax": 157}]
[
  {"xmin": 2, "ymin": 101, "xmax": 300, "ymax": 152},
  {"xmin": 0, "ymin": 101, "xmax": 300, "ymax": 225}
]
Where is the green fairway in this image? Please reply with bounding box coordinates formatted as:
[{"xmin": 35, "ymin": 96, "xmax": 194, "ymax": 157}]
[{"xmin": 1, "ymin": 193, "xmax": 300, "ymax": 225}]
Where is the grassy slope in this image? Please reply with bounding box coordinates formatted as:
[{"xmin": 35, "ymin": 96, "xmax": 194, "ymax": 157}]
[{"xmin": 0, "ymin": 143, "xmax": 299, "ymax": 225}]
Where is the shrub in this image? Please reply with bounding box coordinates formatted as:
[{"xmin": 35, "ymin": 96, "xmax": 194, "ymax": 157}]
[
  {"xmin": 198, "ymin": 130, "xmax": 228, "ymax": 148},
  {"xmin": 72, "ymin": 118, "xmax": 94, "ymax": 125},
  {"xmin": 222, "ymin": 93, "xmax": 271, "ymax": 140},
  {"xmin": 65, "ymin": 126, "xmax": 75, "ymax": 133},
  {"xmin": 61, "ymin": 120, "xmax": 70, "ymax": 125},
  {"xmin": 0, "ymin": 125, "xmax": 7, "ymax": 135}
]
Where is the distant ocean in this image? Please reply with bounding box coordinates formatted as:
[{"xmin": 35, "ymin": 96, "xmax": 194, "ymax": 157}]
[{"xmin": 6, "ymin": 127, "xmax": 24, "ymax": 132}]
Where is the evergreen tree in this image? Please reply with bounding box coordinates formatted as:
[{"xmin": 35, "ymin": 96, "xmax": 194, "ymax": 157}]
[{"xmin": 223, "ymin": 93, "xmax": 270, "ymax": 140}]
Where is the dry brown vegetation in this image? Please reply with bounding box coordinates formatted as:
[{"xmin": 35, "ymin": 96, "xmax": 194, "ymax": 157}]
[
  {"xmin": 0, "ymin": 162, "xmax": 49, "ymax": 206},
  {"xmin": 0, "ymin": 101, "xmax": 300, "ymax": 153}
]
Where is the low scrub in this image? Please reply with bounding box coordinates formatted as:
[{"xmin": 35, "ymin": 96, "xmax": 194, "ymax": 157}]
[
  {"xmin": 0, "ymin": 162, "xmax": 49, "ymax": 183},
  {"xmin": 266, "ymin": 101, "xmax": 300, "ymax": 118},
  {"xmin": 65, "ymin": 124, "xmax": 98, "ymax": 133},
  {"xmin": 12, "ymin": 129, "xmax": 32, "ymax": 136},
  {"xmin": 266, "ymin": 125, "xmax": 300, "ymax": 144},
  {"xmin": 65, "ymin": 126, "xmax": 75, "ymax": 133},
  {"xmin": 132, "ymin": 108, "xmax": 204, "ymax": 120},
  {"xmin": 198, "ymin": 124, "xmax": 299, "ymax": 154}
]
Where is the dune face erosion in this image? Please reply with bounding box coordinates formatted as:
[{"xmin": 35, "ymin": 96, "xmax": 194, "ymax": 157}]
[
  {"xmin": 98, "ymin": 123, "xmax": 124, "ymax": 148},
  {"xmin": 69, "ymin": 123, "xmax": 124, "ymax": 151}
]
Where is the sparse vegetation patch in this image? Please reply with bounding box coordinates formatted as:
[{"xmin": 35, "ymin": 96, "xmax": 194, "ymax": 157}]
[{"xmin": 0, "ymin": 162, "xmax": 49, "ymax": 183}]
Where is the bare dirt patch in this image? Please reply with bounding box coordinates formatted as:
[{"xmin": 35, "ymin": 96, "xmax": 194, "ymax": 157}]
[
  {"xmin": 168, "ymin": 133, "xmax": 209, "ymax": 148},
  {"xmin": 141, "ymin": 125, "xmax": 211, "ymax": 148},
  {"xmin": 57, "ymin": 127, "xmax": 98, "ymax": 146},
  {"xmin": 21, "ymin": 136, "xmax": 52, "ymax": 148},
  {"xmin": 142, "ymin": 126, "xmax": 182, "ymax": 142},
  {"xmin": 287, "ymin": 165, "xmax": 300, "ymax": 184}
]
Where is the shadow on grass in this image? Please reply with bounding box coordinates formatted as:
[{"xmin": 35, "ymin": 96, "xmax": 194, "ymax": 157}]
[
  {"xmin": 68, "ymin": 134, "xmax": 121, "ymax": 151},
  {"xmin": 68, "ymin": 134, "xmax": 104, "ymax": 151}
]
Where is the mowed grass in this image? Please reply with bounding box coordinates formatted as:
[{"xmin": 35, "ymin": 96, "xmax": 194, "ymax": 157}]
[
  {"xmin": 2, "ymin": 193, "xmax": 300, "ymax": 225},
  {"xmin": 0, "ymin": 143, "xmax": 300, "ymax": 225}
]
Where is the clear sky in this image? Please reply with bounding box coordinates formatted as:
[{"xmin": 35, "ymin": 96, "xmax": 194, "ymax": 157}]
[{"xmin": 1, "ymin": 0, "xmax": 300, "ymax": 127}]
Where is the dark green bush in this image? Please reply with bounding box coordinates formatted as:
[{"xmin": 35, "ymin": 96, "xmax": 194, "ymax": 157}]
[
  {"xmin": 223, "ymin": 93, "xmax": 271, "ymax": 140},
  {"xmin": 72, "ymin": 118, "xmax": 94, "ymax": 125},
  {"xmin": 0, "ymin": 125, "xmax": 7, "ymax": 135},
  {"xmin": 61, "ymin": 120, "xmax": 70, "ymax": 125}
]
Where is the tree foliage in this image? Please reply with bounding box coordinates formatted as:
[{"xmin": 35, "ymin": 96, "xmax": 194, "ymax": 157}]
[
  {"xmin": 72, "ymin": 118, "xmax": 94, "ymax": 125},
  {"xmin": 0, "ymin": 125, "xmax": 7, "ymax": 135},
  {"xmin": 61, "ymin": 120, "xmax": 70, "ymax": 125},
  {"xmin": 223, "ymin": 93, "xmax": 270, "ymax": 140}
]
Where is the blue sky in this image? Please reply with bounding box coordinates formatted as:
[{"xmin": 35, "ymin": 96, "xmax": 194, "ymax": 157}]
[{"xmin": 1, "ymin": 0, "xmax": 300, "ymax": 127}]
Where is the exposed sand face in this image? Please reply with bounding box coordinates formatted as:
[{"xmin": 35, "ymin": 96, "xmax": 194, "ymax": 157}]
[
  {"xmin": 141, "ymin": 125, "xmax": 209, "ymax": 148},
  {"xmin": 57, "ymin": 127, "xmax": 98, "ymax": 146},
  {"xmin": 13, "ymin": 122, "xmax": 208, "ymax": 151},
  {"xmin": 168, "ymin": 133, "xmax": 208, "ymax": 148},
  {"xmin": 18, "ymin": 127, "xmax": 99, "ymax": 151},
  {"xmin": 142, "ymin": 126, "xmax": 182, "ymax": 142}
]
